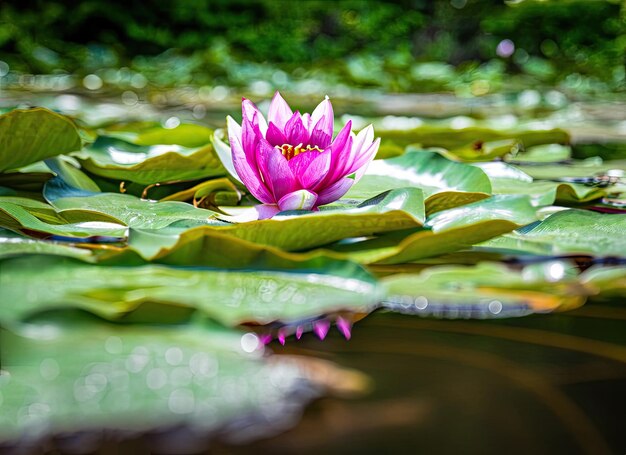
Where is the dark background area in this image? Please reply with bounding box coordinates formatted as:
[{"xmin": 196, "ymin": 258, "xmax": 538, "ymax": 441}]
[{"xmin": 1, "ymin": 0, "xmax": 624, "ymax": 92}]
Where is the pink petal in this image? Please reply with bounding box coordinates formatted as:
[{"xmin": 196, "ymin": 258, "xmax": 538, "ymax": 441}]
[
  {"xmin": 352, "ymin": 125, "xmax": 375, "ymax": 158},
  {"xmin": 328, "ymin": 120, "xmax": 352, "ymax": 166},
  {"xmin": 336, "ymin": 317, "xmax": 352, "ymax": 340},
  {"xmin": 258, "ymin": 139, "xmax": 297, "ymax": 201},
  {"xmin": 348, "ymin": 137, "xmax": 380, "ymax": 181},
  {"xmin": 255, "ymin": 204, "xmax": 281, "ymax": 220},
  {"xmin": 284, "ymin": 111, "xmax": 309, "ymax": 146},
  {"xmin": 229, "ymin": 118, "xmax": 273, "ymax": 203},
  {"xmin": 315, "ymin": 177, "xmax": 354, "ymax": 206},
  {"xmin": 242, "ymin": 98, "xmax": 268, "ymax": 135},
  {"xmin": 324, "ymin": 135, "xmax": 354, "ymax": 185},
  {"xmin": 287, "ymin": 150, "xmax": 331, "ymax": 189},
  {"xmin": 277, "ymin": 189, "xmax": 318, "ymax": 211},
  {"xmin": 313, "ymin": 320, "xmax": 330, "ymax": 340},
  {"xmin": 309, "ymin": 96, "xmax": 334, "ymax": 148},
  {"xmin": 268, "ymin": 92, "xmax": 293, "ymax": 130},
  {"xmin": 266, "ymin": 122, "xmax": 288, "ymax": 146},
  {"xmin": 301, "ymin": 113, "xmax": 312, "ymax": 130}
]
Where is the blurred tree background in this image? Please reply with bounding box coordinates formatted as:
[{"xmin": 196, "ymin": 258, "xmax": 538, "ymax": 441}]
[{"xmin": 0, "ymin": 0, "xmax": 624, "ymax": 93}]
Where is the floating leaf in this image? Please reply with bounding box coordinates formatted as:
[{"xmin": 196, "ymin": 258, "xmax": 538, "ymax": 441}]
[
  {"xmin": 0, "ymin": 229, "xmax": 94, "ymax": 261},
  {"xmin": 0, "ymin": 108, "xmax": 82, "ymax": 172},
  {"xmin": 376, "ymin": 126, "xmax": 569, "ymax": 160},
  {"xmin": 381, "ymin": 261, "xmax": 585, "ymax": 318},
  {"xmin": 0, "ymin": 318, "xmax": 331, "ymax": 445},
  {"xmin": 332, "ymin": 194, "xmax": 539, "ymax": 264},
  {"xmin": 0, "ymin": 197, "xmax": 127, "ymax": 240},
  {"xmin": 346, "ymin": 150, "xmax": 491, "ymax": 214},
  {"xmin": 74, "ymin": 136, "xmax": 225, "ymax": 185},
  {"xmin": 49, "ymin": 192, "xmax": 222, "ymax": 231},
  {"xmin": 104, "ymin": 122, "xmax": 214, "ymax": 147},
  {"xmin": 0, "ymin": 255, "xmax": 380, "ymax": 326},
  {"xmin": 474, "ymin": 162, "xmax": 606, "ymax": 206},
  {"xmin": 479, "ymin": 209, "xmax": 626, "ymax": 257}
]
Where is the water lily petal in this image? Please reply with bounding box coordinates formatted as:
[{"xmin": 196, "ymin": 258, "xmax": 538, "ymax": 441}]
[
  {"xmin": 277, "ymin": 189, "xmax": 318, "ymax": 211},
  {"xmin": 231, "ymin": 139, "xmax": 273, "ymax": 204},
  {"xmin": 347, "ymin": 137, "xmax": 380, "ymax": 181},
  {"xmin": 268, "ymin": 91, "xmax": 293, "ymax": 130},
  {"xmin": 309, "ymin": 96, "xmax": 334, "ymax": 148},
  {"xmin": 324, "ymin": 134, "xmax": 354, "ymax": 185},
  {"xmin": 315, "ymin": 177, "xmax": 354, "ymax": 206},
  {"xmin": 288, "ymin": 150, "xmax": 331, "ymax": 189},
  {"xmin": 255, "ymin": 204, "xmax": 281, "ymax": 220},
  {"xmin": 285, "ymin": 111, "xmax": 310, "ymax": 146},
  {"xmin": 242, "ymin": 98, "xmax": 268, "ymax": 135},
  {"xmin": 266, "ymin": 122, "xmax": 288, "ymax": 147},
  {"xmin": 352, "ymin": 124, "xmax": 375, "ymax": 156},
  {"xmin": 258, "ymin": 139, "xmax": 297, "ymax": 201},
  {"xmin": 241, "ymin": 113, "xmax": 264, "ymax": 167}
]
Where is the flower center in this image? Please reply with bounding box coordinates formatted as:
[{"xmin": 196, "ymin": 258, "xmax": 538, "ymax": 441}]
[{"xmin": 276, "ymin": 143, "xmax": 323, "ymax": 160}]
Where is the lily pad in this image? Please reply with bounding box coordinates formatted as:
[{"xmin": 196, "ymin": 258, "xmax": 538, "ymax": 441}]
[
  {"xmin": 0, "ymin": 108, "xmax": 82, "ymax": 173},
  {"xmin": 0, "ymin": 318, "xmax": 328, "ymax": 445},
  {"xmin": 376, "ymin": 125, "xmax": 569, "ymax": 160},
  {"xmin": 346, "ymin": 150, "xmax": 491, "ymax": 214},
  {"xmin": 381, "ymin": 261, "xmax": 585, "ymax": 318},
  {"xmin": 474, "ymin": 162, "xmax": 606, "ymax": 206},
  {"xmin": 73, "ymin": 136, "xmax": 225, "ymax": 185},
  {"xmin": 0, "ymin": 255, "xmax": 380, "ymax": 326},
  {"xmin": 478, "ymin": 209, "xmax": 626, "ymax": 257},
  {"xmin": 332, "ymin": 194, "xmax": 539, "ymax": 264}
]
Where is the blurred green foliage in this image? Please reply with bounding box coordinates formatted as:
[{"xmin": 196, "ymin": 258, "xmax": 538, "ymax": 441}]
[{"xmin": 0, "ymin": 0, "xmax": 624, "ymax": 91}]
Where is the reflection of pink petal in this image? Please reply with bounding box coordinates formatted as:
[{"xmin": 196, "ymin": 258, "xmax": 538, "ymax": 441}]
[
  {"xmin": 313, "ymin": 320, "xmax": 331, "ymax": 340},
  {"xmin": 295, "ymin": 326, "xmax": 304, "ymax": 340},
  {"xmin": 336, "ymin": 317, "xmax": 352, "ymax": 340},
  {"xmin": 277, "ymin": 331, "xmax": 286, "ymax": 346},
  {"xmin": 259, "ymin": 334, "xmax": 273, "ymax": 345}
]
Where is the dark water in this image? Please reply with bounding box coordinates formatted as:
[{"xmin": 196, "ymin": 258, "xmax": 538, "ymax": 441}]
[{"xmin": 218, "ymin": 305, "xmax": 626, "ymax": 455}]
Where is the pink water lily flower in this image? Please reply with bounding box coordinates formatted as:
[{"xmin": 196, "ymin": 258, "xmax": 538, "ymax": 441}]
[{"xmin": 227, "ymin": 92, "xmax": 379, "ymax": 218}]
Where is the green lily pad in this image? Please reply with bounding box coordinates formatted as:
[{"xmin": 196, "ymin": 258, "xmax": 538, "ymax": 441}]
[
  {"xmin": 73, "ymin": 136, "xmax": 225, "ymax": 185},
  {"xmin": 0, "ymin": 108, "xmax": 82, "ymax": 173},
  {"xmin": 103, "ymin": 122, "xmax": 214, "ymax": 148},
  {"xmin": 381, "ymin": 261, "xmax": 585, "ymax": 318},
  {"xmin": 347, "ymin": 150, "xmax": 491, "ymax": 214},
  {"xmin": 0, "ymin": 255, "xmax": 380, "ymax": 326},
  {"xmin": 376, "ymin": 125, "xmax": 569, "ymax": 160},
  {"xmin": 474, "ymin": 162, "xmax": 606, "ymax": 206},
  {"xmin": 0, "ymin": 318, "xmax": 327, "ymax": 444},
  {"xmin": 50, "ymin": 193, "xmax": 223, "ymax": 231},
  {"xmin": 0, "ymin": 198, "xmax": 127, "ymax": 239},
  {"xmin": 216, "ymin": 188, "xmax": 425, "ymax": 251},
  {"xmin": 0, "ymin": 229, "xmax": 94, "ymax": 261},
  {"xmin": 333, "ymin": 194, "xmax": 539, "ymax": 264},
  {"xmin": 478, "ymin": 209, "xmax": 626, "ymax": 257}
]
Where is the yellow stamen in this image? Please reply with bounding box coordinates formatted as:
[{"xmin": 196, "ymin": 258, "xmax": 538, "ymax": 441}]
[{"xmin": 276, "ymin": 143, "xmax": 323, "ymax": 160}]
